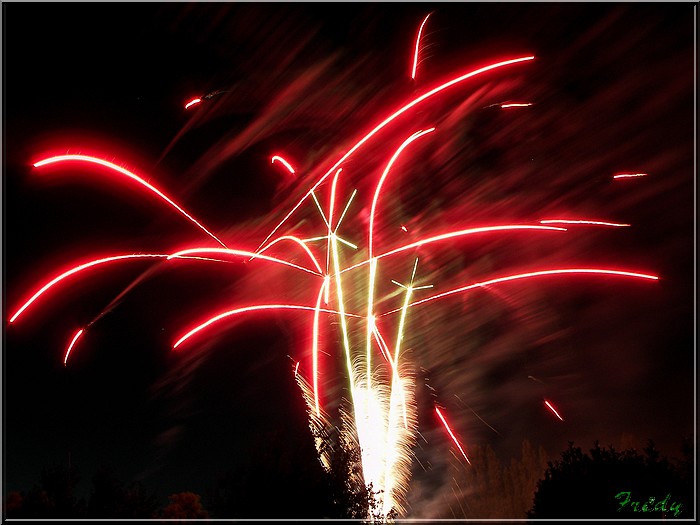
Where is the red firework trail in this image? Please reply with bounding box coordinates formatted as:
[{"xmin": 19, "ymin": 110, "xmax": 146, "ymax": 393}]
[
  {"xmin": 167, "ymin": 247, "xmax": 322, "ymax": 276},
  {"xmin": 435, "ymin": 406, "xmax": 471, "ymax": 464},
  {"xmin": 540, "ymin": 219, "xmax": 631, "ymax": 227},
  {"xmin": 500, "ymin": 102, "xmax": 533, "ymax": 108},
  {"xmin": 368, "ymin": 128, "xmax": 435, "ymax": 259},
  {"xmin": 613, "ymin": 173, "xmax": 648, "ymax": 179},
  {"xmin": 33, "ymin": 155, "xmax": 227, "ymax": 248},
  {"xmin": 184, "ymin": 97, "xmax": 202, "ymax": 110},
  {"xmin": 253, "ymin": 55, "xmax": 535, "ymax": 254},
  {"xmin": 381, "ymin": 268, "xmax": 659, "ymax": 316},
  {"xmin": 63, "ymin": 328, "xmax": 85, "ymax": 365},
  {"xmin": 544, "ymin": 399, "xmax": 564, "ymax": 421},
  {"xmin": 271, "ymin": 155, "xmax": 296, "ymax": 175},
  {"xmin": 173, "ymin": 304, "xmax": 364, "ymax": 350},
  {"xmin": 256, "ymin": 236, "xmax": 323, "ymax": 275},
  {"xmin": 8, "ymin": 254, "xmax": 171, "ymax": 324},
  {"xmin": 341, "ymin": 225, "xmax": 567, "ymax": 274},
  {"xmin": 365, "ymin": 128, "xmax": 435, "ymax": 382},
  {"xmin": 8, "ymin": 247, "xmax": 322, "ymax": 326},
  {"xmin": 411, "ymin": 13, "xmax": 432, "ymax": 80}
]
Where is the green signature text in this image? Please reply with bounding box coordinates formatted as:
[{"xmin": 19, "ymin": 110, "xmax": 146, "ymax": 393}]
[{"xmin": 615, "ymin": 491, "xmax": 683, "ymax": 517}]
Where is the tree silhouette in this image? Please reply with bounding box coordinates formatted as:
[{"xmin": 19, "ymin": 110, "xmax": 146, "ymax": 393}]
[
  {"xmin": 206, "ymin": 428, "xmax": 334, "ymax": 518},
  {"xmin": 161, "ymin": 492, "xmax": 209, "ymax": 519},
  {"xmin": 3, "ymin": 428, "xmax": 381, "ymax": 520},
  {"xmin": 319, "ymin": 430, "xmax": 393, "ymax": 521},
  {"xmin": 528, "ymin": 440, "xmax": 692, "ymax": 519},
  {"xmin": 87, "ymin": 467, "xmax": 123, "ymax": 518},
  {"xmin": 3, "ymin": 463, "xmax": 84, "ymax": 519},
  {"xmin": 3, "ymin": 463, "xmax": 160, "ymax": 519},
  {"xmin": 446, "ymin": 439, "xmax": 550, "ymax": 519},
  {"xmin": 87, "ymin": 466, "xmax": 159, "ymax": 518},
  {"xmin": 205, "ymin": 425, "xmax": 389, "ymax": 520}
]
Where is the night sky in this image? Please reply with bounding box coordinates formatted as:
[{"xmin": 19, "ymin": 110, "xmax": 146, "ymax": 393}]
[{"xmin": 2, "ymin": 2, "xmax": 696, "ymax": 518}]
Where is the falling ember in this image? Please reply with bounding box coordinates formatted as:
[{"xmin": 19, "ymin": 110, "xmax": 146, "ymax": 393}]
[
  {"xmin": 64, "ymin": 329, "xmax": 85, "ymax": 365},
  {"xmin": 544, "ymin": 399, "xmax": 564, "ymax": 421},
  {"xmin": 271, "ymin": 155, "xmax": 296, "ymax": 175},
  {"xmin": 613, "ymin": 173, "xmax": 648, "ymax": 179},
  {"xmin": 500, "ymin": 102, "xmax": 533, "ymax": 108},
  {"xmin": 184, "ymin": 97, "xmax": 202, "ymax": 109},
  {"xmin": 435, "ymin": 407, "xmax": 471, "ymax": 464},
  {"xmin": 411, "ymin": 13, "xmax": 432, "ymax": 80},
  {"xmin": 540, "ymin": 219, "xmax": 631, "ymax": 227}
]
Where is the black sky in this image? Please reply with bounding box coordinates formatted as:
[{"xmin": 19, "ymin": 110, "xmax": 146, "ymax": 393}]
[{"xmin": 2, "ymin": 2, "xmax": 697, "ymax": 517}]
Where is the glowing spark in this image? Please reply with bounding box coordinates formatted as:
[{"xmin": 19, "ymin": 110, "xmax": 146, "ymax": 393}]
[
  {"xmin": 435, "ymin": 407, "xmax": 471, "ymax": 464},
  {"xmin": 312, "ymin": 279, "xmax": 329, "ymax": 416},
  {"xmin": 254, "ymin": 55, "xmax": 535, "ymax": 253},
  {"xmin": 173, "ymin": 304, "xmax": 362, "ymax": 350},
  {"xmin": 389, "ymin": 258, "xmax": 428, "ymax": 429},
  {"xmin": 310, "ymin": 191, "xmax": 330, "ymax": 228},
  {"xmin": 401, "ymin": 225, "xmax": 408, "ymax": 232},
  {"xmin": 327, "ymin": 169, "xmax": 342, "ymax": 275},
  {"xmin": 372, "ymin": 324, "xmax": 396, "ymax": 368},
  {"xmin": 294, "ymin": 361, "xmax": 300, "ymax": 377},
  {"xmin": 9, "ymin": 254, "xmax": 170, "ymax": 324},
  {"xmin": 500, "ymin": 102, "xmax": 533, "ymax": 108},
  {"xmin": 323, "ymin": 274, "xmax": 330, "ymax": 305},
  {"xmin": 454, "ymin": 395, "xmax": 502, "ymax": 436},
  {"xmin": 329, "ymin": 231, "xmax": 357, "ymax": 398},
  {"xmin": 64, "ymin": 328, "xmax": 85, "ymax": 365},
  {"xmin": 271, "ymin": 155, "xmax": 296, "ymax": 175},
  {"xmin": 544, "ymin": 399, "xmax": 564, "ymax": 421},
  {"xmin": 33, "ymin": 155, "xmax": 227, "ymax": 248},
  {"xmin": 337, "ymin": 237, "xmax": 358, "ymax": 250},
  {"xmin": 613, "ymin": 173, "xmax": 648, "ymax": 179},
  {"xmin": 334, "ymin": 189, "xmax": 357, "ymax": 233},
  {"xmin": 411, "ymin": 13, "xmax": 432, "ymax": 80},
  {"xmin": 184, "ymin": 97, "xmax": 202, "ymax": 110},
  {"xmin": 392, "ymin": 262, "xmax": 417, "ymax": 369},
  {"xmin": 303, "ymin": 234, "xmax": 357, "ymax": 250},
  {"xmin": 540, "ymin": 219, "xmax": 630, "ymax": 227}
]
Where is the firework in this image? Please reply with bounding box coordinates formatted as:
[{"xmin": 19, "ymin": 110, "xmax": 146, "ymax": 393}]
[
  {"xmin": 271, "ymin": 155, "xmax": 297, "ymax": 176},
  {"xmin": 8, "ymin": 11, "xmax": 663, "ymax": 521}
]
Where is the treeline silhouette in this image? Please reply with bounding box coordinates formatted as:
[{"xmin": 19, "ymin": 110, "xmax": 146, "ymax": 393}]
[
  {"xmin": 439, "ymin": 436, "xmax": 692, "ymax": 520},
  {"xmin": 528, "ymin": 439, "xmax": 693, "ymax": 519},
  {"xmin": 2, "ymin": 428, "xmax": 385, "ymax": 520},
  {"xmin": 3, "ymin": 436, "xmax": 693, "ymax": 519}
]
